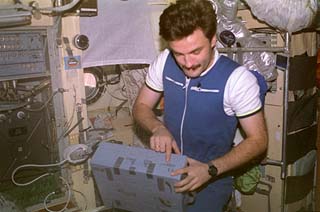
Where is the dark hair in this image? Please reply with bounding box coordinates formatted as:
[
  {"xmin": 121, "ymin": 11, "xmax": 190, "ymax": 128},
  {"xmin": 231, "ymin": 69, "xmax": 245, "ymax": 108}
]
[{"xmin": 159, "ymin": 0, "xmax": 217, "ymax": 41}]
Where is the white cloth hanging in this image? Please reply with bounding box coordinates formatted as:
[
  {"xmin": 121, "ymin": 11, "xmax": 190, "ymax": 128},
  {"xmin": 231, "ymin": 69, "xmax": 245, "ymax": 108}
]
[{"xmin": 80, "ymin": 0, "xmax": 157, "ymax": 68}]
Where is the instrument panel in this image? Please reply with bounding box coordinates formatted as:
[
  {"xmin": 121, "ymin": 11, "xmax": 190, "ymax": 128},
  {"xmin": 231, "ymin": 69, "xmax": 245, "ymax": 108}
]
[{"xmin": 0, "ymin": 28, "xmax": 50, "ymax": 80}]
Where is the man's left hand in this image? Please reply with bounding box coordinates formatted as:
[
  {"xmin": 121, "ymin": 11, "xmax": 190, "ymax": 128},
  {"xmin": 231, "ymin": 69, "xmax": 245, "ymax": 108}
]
[{"xmin": 171, "ymin": 157, "xmax": 212, "ymax": 192}]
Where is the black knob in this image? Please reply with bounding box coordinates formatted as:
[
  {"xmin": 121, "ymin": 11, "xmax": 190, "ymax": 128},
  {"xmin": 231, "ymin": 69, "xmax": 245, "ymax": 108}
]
[
  {"xmin": 219, "ymin": 30, "xmax": 236, "ymax": 47},
  {"xmin": 73, "ymin": 34, "xmax": 89, "ymax": 50}
]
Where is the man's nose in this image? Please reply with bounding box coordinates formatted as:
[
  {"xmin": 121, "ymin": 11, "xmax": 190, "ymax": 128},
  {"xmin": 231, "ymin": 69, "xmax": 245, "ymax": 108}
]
[{"xmin": 183, "ymin": 55, "xmax": 193, "ymax": 68}]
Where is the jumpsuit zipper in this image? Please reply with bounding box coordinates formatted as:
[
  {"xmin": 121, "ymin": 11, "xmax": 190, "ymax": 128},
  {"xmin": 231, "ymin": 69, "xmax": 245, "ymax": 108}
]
[{"xmin": 180, "ymin": 77, "xmax": 190, "ymax": 154}]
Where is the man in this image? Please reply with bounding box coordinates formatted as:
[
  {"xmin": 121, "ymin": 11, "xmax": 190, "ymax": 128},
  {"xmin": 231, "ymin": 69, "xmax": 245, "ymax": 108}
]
[{"xmin": 133, "ymin": 0, "xmax": 268, "ymax": 211}]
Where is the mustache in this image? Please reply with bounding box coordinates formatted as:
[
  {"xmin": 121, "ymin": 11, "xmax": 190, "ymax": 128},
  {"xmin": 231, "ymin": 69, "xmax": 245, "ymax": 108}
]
[{"xmin": 182, "ymin": 64, "xmax": 201, "ymax": 71}]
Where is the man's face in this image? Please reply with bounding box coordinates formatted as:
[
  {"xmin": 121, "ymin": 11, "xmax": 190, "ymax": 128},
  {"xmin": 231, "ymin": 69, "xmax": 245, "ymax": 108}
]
[{"xmin": 168, "ymin": 29, "xmax": 216, "ymax": 78}]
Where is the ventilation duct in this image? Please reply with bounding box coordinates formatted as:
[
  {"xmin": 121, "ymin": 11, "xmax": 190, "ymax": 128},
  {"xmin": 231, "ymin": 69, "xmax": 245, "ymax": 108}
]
[{"xmin": 211, "ymin": 0, "xmax": 277, "ymax": 86}]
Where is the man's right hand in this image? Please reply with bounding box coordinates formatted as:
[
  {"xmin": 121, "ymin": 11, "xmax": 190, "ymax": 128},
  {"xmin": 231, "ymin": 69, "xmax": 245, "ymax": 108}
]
[{"xmin": 150, "ymin": 125, "xmax": 181, "ymax": 161}]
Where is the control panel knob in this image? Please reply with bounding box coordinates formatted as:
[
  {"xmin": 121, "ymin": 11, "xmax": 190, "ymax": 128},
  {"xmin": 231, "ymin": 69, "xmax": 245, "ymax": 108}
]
[{"xmin": 17, "ymin": 111, "xmax": 26, "ymax": 120}]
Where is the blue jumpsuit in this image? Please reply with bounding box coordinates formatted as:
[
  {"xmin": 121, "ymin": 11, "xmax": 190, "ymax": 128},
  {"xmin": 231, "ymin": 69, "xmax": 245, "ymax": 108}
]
[{"xmin": 163, "ymin": 54, "xmax": 251, "ymax": 212}]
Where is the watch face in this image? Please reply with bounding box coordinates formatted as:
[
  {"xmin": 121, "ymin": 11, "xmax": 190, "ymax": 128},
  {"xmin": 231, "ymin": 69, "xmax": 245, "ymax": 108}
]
[{"xmin": 208, "ymin": 164, "xmax": 218, "ymax": 177}]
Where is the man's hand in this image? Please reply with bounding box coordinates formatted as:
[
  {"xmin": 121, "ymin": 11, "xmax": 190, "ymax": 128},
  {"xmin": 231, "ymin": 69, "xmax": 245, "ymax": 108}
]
[
  {"xmin": 171, "ymin": 157, "xmax": 212, "ymax": 192},
  {"xmin": 150, "ymin": 125, "xmax": 180, "ymax": 161},
  {"xmin": 132, "ymin": 85, "xmax": 180, "ymax": 162}
]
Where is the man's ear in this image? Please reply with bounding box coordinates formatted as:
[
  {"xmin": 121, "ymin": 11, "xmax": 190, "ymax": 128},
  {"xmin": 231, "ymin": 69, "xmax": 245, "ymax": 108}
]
[{"xmin": 210, "ymin": 35, "xmax": 217, "ymax": 48}]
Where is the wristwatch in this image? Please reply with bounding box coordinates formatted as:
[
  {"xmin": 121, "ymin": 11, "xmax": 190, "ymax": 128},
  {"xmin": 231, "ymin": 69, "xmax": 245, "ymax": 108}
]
[{"xmin": 207, "ymin": 162, "xmax": 218, "ymax": 177}]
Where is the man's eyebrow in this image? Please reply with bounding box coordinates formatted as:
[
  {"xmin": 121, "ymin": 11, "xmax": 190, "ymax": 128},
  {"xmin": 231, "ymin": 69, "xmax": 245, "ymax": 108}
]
[
  {"xmin": 171, "ymin": 47, "xmax": 203, "ymax": 55},
  {"xmin": 170, "ymin": 49, "xmax": 181, "ymax": 55}
]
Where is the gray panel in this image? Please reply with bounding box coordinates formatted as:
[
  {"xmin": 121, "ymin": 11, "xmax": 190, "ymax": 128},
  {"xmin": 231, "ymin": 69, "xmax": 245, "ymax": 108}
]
[
  {"xmin": 0, "ymin": 28, "xmax": 49, "ymax": 79},
  {"xmin": 91, "ymin": 142, "xmax": 188, "ymax": 212}
]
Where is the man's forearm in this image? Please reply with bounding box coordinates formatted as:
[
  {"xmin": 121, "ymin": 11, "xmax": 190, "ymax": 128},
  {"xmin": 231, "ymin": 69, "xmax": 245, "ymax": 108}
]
[
  {"xmin": 211, "ymin": 112, "xmax": 268, "ymax": 175},
  {"xmin": 212, "ymin": 135, "xmax": 267, "ymax": 176},
  {"xmin": 133, "ymin": 103, "xmax": 164, "ymax": 133}
]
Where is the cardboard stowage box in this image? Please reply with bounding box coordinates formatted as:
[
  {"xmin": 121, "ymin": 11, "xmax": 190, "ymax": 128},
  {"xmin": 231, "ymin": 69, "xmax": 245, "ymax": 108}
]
[{"xmin": 90, "ymin": 142, "xmax": 188, "ymax": 212}]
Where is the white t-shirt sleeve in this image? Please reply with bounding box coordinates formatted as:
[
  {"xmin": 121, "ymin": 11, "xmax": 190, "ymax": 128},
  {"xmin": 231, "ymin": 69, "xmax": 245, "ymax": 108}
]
[
  {"xmin": 224, "ymin": 66, "xmax": 262, "ymax": 117},
  {"xmin": 145, "ymin": 49, "xmax": 170, "ymax": 92}
]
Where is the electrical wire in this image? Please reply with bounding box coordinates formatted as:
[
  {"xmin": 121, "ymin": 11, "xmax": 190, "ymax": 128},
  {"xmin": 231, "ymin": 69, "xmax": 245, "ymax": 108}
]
[
  {"xmin": 63, "ymin": 144, "xmax": 89, "ymax": 165},
  {"xmin": 63, "ymin": 117, "xmax": 84, "ymax": 138},
  {"xmin": 38, "ymin": 0, "xmax": 82, "ymax": 14},
  {"xmin": 56, "ymin": 86, "xmax": 77, "ymax": 143},
  {"xmin": 25, "ymin": 117, "xmax": 43, "ymax": 146},
  {"xmin": 63, "ymin": 86, "xmax": 77, "ymax": 134},
  {"xmin": 105, "ymin": 74, "xmax": 121, "ymax": 85},
  {"xmin": 44, "ymin": 176, "xmax": 71, "ymax": 212},
  {"xmin": 11, "ymin": 160, "xmax": 67, "ymax": 187},
  {"xmin": 105, "ymin": 81, "xmax": 127, "ymax": 102},
  {"xmin": 71, "ymin": 188, "xmax": 88, "ymax": 211},
  {"xmin": 120, "ymin": 82, "xmax": 128, "ymax": 99},
  {"xmin": 11, "ymin": 143, "xmax": 89, "ymax": 186},
  {"xmin": 11, "ymin": 143, "xmax": 91, "ymax": 211},
  {"xmin": 25, "ymin": 90, "xmax": 60, "ymax": 112},
  {"xmin": 0, "ymin": 86, "xmax": 63, "ymax": 112},
  {"xmin": 17, "ymin": 79, "xmax": 51, "ymax": 100}
]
